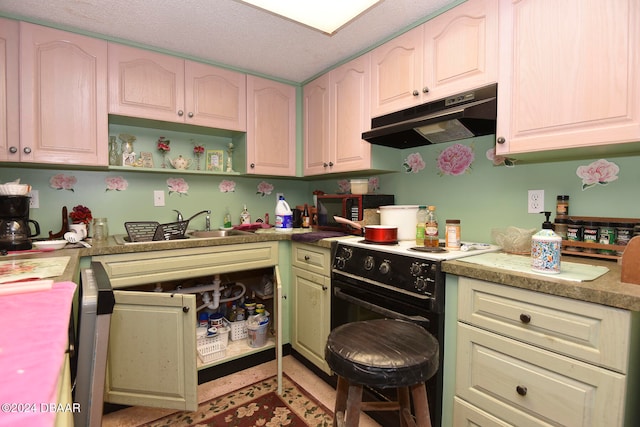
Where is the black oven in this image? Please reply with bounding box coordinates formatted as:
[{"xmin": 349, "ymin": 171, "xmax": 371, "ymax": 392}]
[{"xmin": 330, "ymin": 241, "xmax": 444, "ymax": 427}]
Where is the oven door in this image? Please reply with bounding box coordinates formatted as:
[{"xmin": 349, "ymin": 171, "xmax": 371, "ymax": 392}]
[{"xmin": 330, "ymin": 276, "xmax": 443, "ymax": 427}]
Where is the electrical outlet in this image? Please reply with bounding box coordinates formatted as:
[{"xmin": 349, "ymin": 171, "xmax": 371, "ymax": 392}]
[
  {"xmin": 29, "ymin": 190, "xmax": 39, "ymax": 208},
  {"xmin": 153, "ymin": 190, "xmax": 165, "ymax": 207},
  {"xmin": 528, "ymin": 189, "xmax": 544, "ymax": 213}
]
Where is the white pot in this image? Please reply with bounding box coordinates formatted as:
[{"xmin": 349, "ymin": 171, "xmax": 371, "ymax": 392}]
[{"xmin": 378, "ymin": 205, "xmax": 419, "ymax": 241}]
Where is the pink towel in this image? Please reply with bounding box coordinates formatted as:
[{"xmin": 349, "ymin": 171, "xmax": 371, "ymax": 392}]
[{"xmin": 0, "ymin": 282, "xmax": 76, "ymax": 427}]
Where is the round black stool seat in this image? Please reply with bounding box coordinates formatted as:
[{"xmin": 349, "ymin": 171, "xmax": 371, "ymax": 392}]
[{"xmin": 325, "ymin": 319, "xmax": 439, "ymax": 388}]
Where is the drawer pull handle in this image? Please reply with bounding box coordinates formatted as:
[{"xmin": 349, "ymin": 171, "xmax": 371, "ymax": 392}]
[
  {"xmin": 304, "ymin": 255, "xmax": 310, "ymax": 261},
  {"xmin": 516, "ymin": 385, "xmax": 528, "ymax": 396},
  {"xmin": 519, "ymin": 313, "xmax": 531, "ymax": 323}
]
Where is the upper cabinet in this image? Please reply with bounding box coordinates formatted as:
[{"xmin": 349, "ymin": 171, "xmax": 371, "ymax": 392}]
[
  {"xmin": 496, "ymin": 0, "xmax": 640, "ymax": 156},
  {"xmin": 246, "ymin": 75, "xmax": 297, "ymax": 176},
  {"xmin": 0, "ymin": 18, "xmax": 19, "ymax": 162},
  {"xmin": 108, "ymin": 43, "xmax": 246, "ymax": 131},
  {"xmin": 18, "ymin": 23, "xmax": 108, "ymax": 165},
  {"xmin": 371, "ymin": 0, "xmax": 498, "ymax": 117},
  {"xmin": 304, "ymin": 55, "xmax": 372, "ymax": 176}
]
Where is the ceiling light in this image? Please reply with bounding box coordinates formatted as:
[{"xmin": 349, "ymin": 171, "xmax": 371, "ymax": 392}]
[{"xmin": 238, "ymin": 0, "xmax": 382, "ymax": 35}]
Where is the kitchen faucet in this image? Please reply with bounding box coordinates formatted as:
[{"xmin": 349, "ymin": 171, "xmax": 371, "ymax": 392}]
[{"xmin": 174, "ymin": 209, "xmax": 211, "ymax": 231}]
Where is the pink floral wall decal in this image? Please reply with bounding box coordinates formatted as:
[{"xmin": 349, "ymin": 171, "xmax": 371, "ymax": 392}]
[
  {"xmin": 486, "ymin": 147, "xmax": 516, "ymax": 167},
  {"xmin": 218, "ymin": 179, "xmax": 236, "ymax": 193},
  {"xmin": 576, "ymin": 159, "xmax": 619, "ymax": 190},
  {"xmin": 337, "ymin": 179, "xmax": 350, "ymax": 193},
  {"xmin": 403, "ymin": 153, "xmax": 425, "ymax": 173},
  {"xmin": 166, "ymin": 177, "xmax": 189, "ymax": 195},
  {"xmin": 437, "ymin": 143, "xmax": 475, "ymax": 176},
  {"xmin": 105, "ymin": 176, "xmax": 128, "ymax": 191},
  {"xmin": 49, "ymin": 173, "xmax": 77, "ymax": 191},
  {"xmin": 257, "ymin": 181, "xmax": 274, "ymax": 197}
]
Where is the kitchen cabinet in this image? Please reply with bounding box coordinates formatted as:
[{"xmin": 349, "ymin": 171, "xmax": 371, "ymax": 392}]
[
  {"xmin": 495, "ymin": 0, "xmax": 640, "ymax": 157},
  {"xmin": 246, "ymin": 75, "xmax": 296, "ymax": 176},
  {"xmin": 18, "ymin": 23, "xmax": 108, "ymax": 166},
  {"xmin": 454, "ymin": 277, "xmax": 632, "ymax": 426},
  {"xmin": 371, "ymin": 0, "xmax": 498, "ymax": 117},
  {"xmin": 93, "ymin": 242, "xmax": 280, "ymax": 411},
  {"xmin": 290, "ymin": 242, "xmax": 331, "ymax": 374},
  {"xmin": 108, "ymin": 43, "xmax": 247, "ymax": 131},
  {"xmin": 0, "ymin": 18, "xmax": 19, "ymax": 162},
  {"xmin": 303, "ymin": 55, "xmax": 372, "ymax": 175}
]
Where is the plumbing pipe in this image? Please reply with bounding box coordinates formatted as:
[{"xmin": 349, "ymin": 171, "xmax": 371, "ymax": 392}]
[{"xmin": 195, "ymin": 281, "xmax": 246, "ymax": 312}]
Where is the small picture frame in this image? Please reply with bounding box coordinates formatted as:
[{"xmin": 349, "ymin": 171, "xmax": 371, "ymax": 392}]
[
  {"xmin": 122, "ymin": 151, "xmax": 136, "ymax": 167},
  {"xmin": 206, "ymin": 150, "xmax": 224, "ymax": 172},
  {"xmin": 140, "ymin": 152, "xmax": 154, "ymax": 168}
]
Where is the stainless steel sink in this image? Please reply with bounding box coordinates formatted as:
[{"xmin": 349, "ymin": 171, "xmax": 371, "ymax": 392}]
[{"xmin": 186, "ymin": 229, "xmax": 254, "ymax": 239}]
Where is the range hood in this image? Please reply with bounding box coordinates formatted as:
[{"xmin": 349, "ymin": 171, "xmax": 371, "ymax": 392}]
[{"xmin": 362, "ymin": 84, "xmax": 497, "ymax": 148}]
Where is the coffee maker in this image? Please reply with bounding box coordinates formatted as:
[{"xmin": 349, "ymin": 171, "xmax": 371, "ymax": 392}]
[{"xmin": 0, "ymin": 195, "xmax": 40, "ymax": 251}]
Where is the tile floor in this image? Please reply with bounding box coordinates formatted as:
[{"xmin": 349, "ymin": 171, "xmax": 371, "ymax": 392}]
[{"xmin": 102, "ymin": 355, "xmax": 380, "ymax": 426}]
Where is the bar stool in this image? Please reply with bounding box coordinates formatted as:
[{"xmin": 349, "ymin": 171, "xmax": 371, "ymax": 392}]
[{"xmin": 325, "ymin": 319, "xmax": 439, "ymax": 427}]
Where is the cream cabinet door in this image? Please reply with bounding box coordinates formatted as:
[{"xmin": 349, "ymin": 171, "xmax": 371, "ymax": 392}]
[
  {"xmin": 185, "ymin": 61, "xmax": 246, "ymax": 131},
  {"xmin": 20, "ymin": 23, "xmax": 108, "ymax": 165},
  {"xmin": 104, "ymin": 291, "xmax": 198, "ymax": 411},
  {"xmin": 330, "ymin": 55, "xmax": 372, "ymax": 173},
  {"xmin": 246, "ymin": 75, "xmax": 296, "ymax": 176},
  {"xmin": 108, "ymin": 43, "xmax": 185, "ymax": 123},
  {"xmin": 423, "ymin": 0, "xmax": 498, "ymax": 100},
  {"xmin": 496, "ymin": 0, "xmax": 640, "ymax": 155},
  {"xmin": 0, "ymin": 18, "xmax": 19, "ymax": 162},
  {"xmin": 291, "ymin": 266, "xmax": 331, "ymax": 375},
  {"xmin": 303, "ymin": 73, "xmax": 331, "ymax": 176},
  {"xmin": 370, "ymin": 25, "xmax": 424, "ymax": 117}
]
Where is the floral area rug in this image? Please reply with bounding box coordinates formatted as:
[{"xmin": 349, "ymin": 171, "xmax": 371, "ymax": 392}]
[{"xmin": 141, "ymin": 374, "xmax": 333, "ymax": 427}]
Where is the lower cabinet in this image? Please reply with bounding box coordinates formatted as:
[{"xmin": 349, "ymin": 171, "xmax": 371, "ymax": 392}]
[
  {"xmin": 454, "ymin": 277, "xmax": 634, "ymax": 426},
  {"xmin": 291, "ymin": 243, "xmax": 331, "ymax": 374},
  {"xmin": 94, "ymin": 242, "xmax": 280, "ymax": 411}
]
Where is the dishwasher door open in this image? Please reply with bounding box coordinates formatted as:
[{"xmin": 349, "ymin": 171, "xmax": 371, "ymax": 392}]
[{"xmin": 75, "ymin": 262, "xmax": 115, "ymax": 427}]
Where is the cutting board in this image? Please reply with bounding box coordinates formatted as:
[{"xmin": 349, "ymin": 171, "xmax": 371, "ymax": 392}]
[
  {"xmin": 458, "ymin": 252, "xmax": 609, "ymax": 282},
  {"xmin": 621, "ymin": 236, "xmax": 640, "ymax": 285},
  {"xmin": 0, "ymin": 256, "xmax": 70, "ymax": 284}
]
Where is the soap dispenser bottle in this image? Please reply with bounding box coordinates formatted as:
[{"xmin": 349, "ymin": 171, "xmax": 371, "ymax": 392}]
[
  {"xmin": 240, "ymin": 205, "xmax": 251, "ymax": 224},
  {"xmin": 531, "ymin": 211, "xmax": 562, "ymax": 273}
]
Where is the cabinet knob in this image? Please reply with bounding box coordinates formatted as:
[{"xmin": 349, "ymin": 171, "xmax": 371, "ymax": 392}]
[
  {"xmin": 250, "ymin": 163, "xmax": 255, "ymax": 169},
  {"xmin": 323, "ymin": 162, "xmax": 328, "ymax": 167},
  {"xmin": 182, "ymin": 306, "xmax": 190, "ymax": 313},
  {"xmin": 178, "ymin": 110, "xmax": 184, "ymax": 117},
  {"xmin": 304, "ymin": 255, "xmax": 310, "ymax": 261},
  {"xmin": 422, "ymin": 86, "xmax": 429, "ymax": 93},
  {"xmin": 516, "ymin": 385, "xmax": 528, "ymax": 396},
  {"xmin": 9, "ymin": 146, "xmax": 18, "ymax": 154},
  {"xmin": 497, "ymin": 136, "xmax": 506, "ymax": 144},
  {"xmin": 188, "ymin": 112, "xmax": 194, "ymax": 118},
  {"xmin": 322, "ymin": 286, "xmax": 328, "ymax": 291},
  {"xmin": 519, "ymin": 313, "xmax": 531, "ymax": 324},
  {"xmin": 328, "ymin": 161, "xmax": 334, "ymax": 167},
  {"xmin": 23, "ymin": 147, "xmax": 32, "ymax": 154},
  {"xmin": 412, "ymin": 90, "xmax": 420, "ymax": 96}
]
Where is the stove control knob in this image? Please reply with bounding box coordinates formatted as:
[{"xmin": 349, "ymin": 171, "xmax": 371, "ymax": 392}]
[
  {"xmin": 341, "ymin": 247, "xmax": 353, "ymax": 260},
  {"xmin": 410, "ymin": 262, "xmax": 423, "ymax": 276},
  {"xmin": 379, "ymin": 261, "xmax": 391, "ymax": 275},
  {"xmin": 364, "ymin": 256, "xmax": 375, "ymax": 271},
  {"xmin": 336, "ymin": 258, "xmax": 346, "ymax": 269},
  {"xmin": 415, "ymin": 277, "xmax": 427, "ymax": 292}
]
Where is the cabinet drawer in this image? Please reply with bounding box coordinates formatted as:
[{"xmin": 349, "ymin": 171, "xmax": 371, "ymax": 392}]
[
  {"xmin": 453, "ymin": 397, "xmax": 513, "ymax": 427},
  {"xmin": 458, "ymin": 277, "xmax": 630, "ymax": 372},
  {"xmin": 291, "ymin": 243, "xmax": 330, "ymax": 276},
  {"xmin": 456, "ymin": 324, "xmax": 626, "ymax": 427}
]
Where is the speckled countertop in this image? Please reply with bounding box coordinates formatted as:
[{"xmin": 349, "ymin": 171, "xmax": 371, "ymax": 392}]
[
  {"xmin": 6, "ymin": 232, "xmax": 639, "ymax": 311},
  {"xmin": 443, "ymin": 254, "xmax": 640, "ymax": 311}
]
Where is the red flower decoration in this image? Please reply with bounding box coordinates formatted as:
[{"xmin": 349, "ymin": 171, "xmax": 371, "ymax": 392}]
[
  {"xmin": 69, "ymin": 205, "xmax": 93, "ymax": 224},
  {"xmin": 157, "ymin": 136, "xmax": 171, "ymax": 152}
]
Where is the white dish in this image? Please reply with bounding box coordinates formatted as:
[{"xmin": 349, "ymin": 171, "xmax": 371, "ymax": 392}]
[
  {"xmin": 219, "ymin": 227, "xmax": 234, "ymax": 231},
  {"xmin": 32, "ymin": 240, "xmax": 67, "ymax": 250}
]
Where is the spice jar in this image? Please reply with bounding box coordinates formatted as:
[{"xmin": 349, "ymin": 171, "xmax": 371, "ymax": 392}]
[
  {"xmin": 598, "ymin": 222, "xmax": 616, "ymax": 255},
  {"xmin": 556, "ymin": 195, "xmax": 569, "ymax": 217},
  {"xmin": 615, "ymin": 223, "xmax": 634, "ymax": 255},
  {"xmin": 554, "ymin": 218, "xmax": 568, "ymax": 240},
  {"xmin": 582, "ymin": 221, "xmax": 599, "ymax": 253},
  {"xmin": 565, "ymin": 219, "xmax": 583, "ymax": 252},
  {"xmin": 445, "ymin": 219, "xmax": 461, "ymax": 250}
]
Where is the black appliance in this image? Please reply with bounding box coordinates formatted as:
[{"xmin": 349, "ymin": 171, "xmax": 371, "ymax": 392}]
[
  {"xmin": 0, "ymin": 195, "xmax": 40, "ymax": 251},
  {"xmin": 362, "ymin": 84, "xmax": 497, "ymax": 148},
  {"xmin": 315, "ymin": 194, "xmax": 394, "ymax": 231},
  {"xmin": 330, "ymin": 238, "xmax": 497, "ymax": 426}
]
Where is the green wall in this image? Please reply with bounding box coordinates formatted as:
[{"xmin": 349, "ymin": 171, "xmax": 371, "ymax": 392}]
[{"xmin": 3, "ymin": 132, "xmax": 639, "ymax": 240}]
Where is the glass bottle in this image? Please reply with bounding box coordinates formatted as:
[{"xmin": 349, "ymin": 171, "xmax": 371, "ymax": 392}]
[
  {"xmin": 424, "ymin": 205, "xmax": 439, "ymax": 248},
  {"xmin": 415, "ymin": 205, "xmax": 427, "ymax": 246},
  {"xmin": 302, "ymin": 204, "xmax": 310, "ymax": 228},
  {"xmin": 108, "ymin": 136, "xmax": 120, "ymax": 166}
]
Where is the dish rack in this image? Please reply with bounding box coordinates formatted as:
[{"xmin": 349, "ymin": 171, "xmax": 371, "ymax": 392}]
[
  {"xmin": 125, "ymin": 221, "xmax": 189, "ymax": 242},
  {"xmin": 197, "ymin": 325, "xmax": 229, "ymax": 363}
]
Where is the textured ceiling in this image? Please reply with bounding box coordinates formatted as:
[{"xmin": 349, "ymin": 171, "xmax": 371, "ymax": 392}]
[{"xmin": 0, "ymin": 0, "xmax": 458, "ymax": 83}]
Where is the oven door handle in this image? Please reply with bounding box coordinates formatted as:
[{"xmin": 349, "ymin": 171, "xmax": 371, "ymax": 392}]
[{"xmin": 334, "ymin": 287, "xmax": 430, "ymax": 327}]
